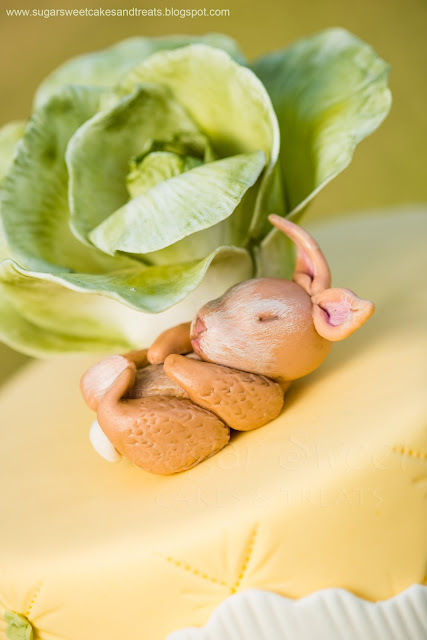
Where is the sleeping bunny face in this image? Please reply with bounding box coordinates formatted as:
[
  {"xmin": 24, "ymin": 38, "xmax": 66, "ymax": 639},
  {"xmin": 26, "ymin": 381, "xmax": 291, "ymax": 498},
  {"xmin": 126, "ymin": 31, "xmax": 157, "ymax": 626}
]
[
  {"xmin": 191, "ymin": 278, "xmax": 331, "ymax": 380},
  {"xmin": 191, "ymin": 216, "xmax": 374, "ymax": 382}
]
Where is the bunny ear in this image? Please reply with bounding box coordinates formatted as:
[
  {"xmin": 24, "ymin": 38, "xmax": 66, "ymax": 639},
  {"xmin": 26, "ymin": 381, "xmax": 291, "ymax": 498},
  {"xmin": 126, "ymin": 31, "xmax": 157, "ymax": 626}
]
[
  {"xmin": 268, "ymin": 215, "xmax": 331, "ymax": 294},
  {"xmin": 311, "ymin": 288, "xmax": 375, "ymax": 341},
  {"xmin": 267, "ymin": 216, "xmax": 374, "ymax": 341}
]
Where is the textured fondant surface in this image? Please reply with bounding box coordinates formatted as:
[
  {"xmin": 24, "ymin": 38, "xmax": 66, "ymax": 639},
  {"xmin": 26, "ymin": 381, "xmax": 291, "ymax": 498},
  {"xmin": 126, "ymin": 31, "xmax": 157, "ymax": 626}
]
[{"xmin": 0, "ymin": 209, "xmax": 426, "ymax": 640}]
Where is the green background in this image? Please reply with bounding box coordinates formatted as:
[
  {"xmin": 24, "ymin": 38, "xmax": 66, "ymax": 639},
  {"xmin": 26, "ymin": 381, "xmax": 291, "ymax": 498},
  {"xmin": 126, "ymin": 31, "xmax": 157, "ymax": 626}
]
[{"xmin": 1, "ymin": 0, "xmax": 426, "ymax": 382}]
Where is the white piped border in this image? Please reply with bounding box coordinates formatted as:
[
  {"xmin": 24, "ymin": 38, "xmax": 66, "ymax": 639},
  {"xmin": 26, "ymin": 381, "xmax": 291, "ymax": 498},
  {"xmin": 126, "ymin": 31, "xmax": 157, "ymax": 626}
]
[{"xmin": 167, "ymin": 585, "xmax": 427, "ymax": 640}]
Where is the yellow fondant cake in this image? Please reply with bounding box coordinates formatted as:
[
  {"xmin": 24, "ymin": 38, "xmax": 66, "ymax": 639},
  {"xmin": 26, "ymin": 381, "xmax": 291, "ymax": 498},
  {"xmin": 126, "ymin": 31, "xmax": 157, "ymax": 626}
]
[{"xmin": 0, "ymin": 209, "xmax": 426, "ymax": 640}]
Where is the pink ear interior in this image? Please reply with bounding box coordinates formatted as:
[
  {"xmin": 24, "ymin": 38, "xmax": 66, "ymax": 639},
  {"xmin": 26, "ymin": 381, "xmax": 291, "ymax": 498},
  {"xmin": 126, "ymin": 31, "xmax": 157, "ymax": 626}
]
[
  {"xmin": 312, "ymin": 288, "xmax": 375, "ymax": 341},
  {"xmin": 321, "ymin": 297, "xmax": 353, "ymax": 327}
]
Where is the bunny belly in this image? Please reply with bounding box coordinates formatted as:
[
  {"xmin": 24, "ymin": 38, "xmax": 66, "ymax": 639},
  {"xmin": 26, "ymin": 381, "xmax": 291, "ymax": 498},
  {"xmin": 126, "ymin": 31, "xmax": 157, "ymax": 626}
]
[{"xmin": 126, "ymin": 363, "xmax": 190, "ymax": 400}]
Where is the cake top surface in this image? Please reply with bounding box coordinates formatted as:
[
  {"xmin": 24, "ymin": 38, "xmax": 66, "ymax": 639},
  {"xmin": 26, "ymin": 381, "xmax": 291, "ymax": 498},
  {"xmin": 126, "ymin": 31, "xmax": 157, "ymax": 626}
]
[{"xmin": 0, "ymin": 209, "xmax": 426, "ymax": 639}]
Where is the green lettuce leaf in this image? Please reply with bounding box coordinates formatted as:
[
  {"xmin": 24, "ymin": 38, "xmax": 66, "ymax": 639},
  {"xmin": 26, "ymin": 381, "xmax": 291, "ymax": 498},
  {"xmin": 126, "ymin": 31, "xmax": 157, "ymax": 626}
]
[
  {"xmin": 0, "ymin": 121, "xmax": 26, "ymax": 261},
  {"xmin": 254, "ymin": 228, "xmax": 295, "ymax": 279},
  {"xmin": 120, "ymin": 44, "xmax": 281, "ymax": 244},
  {"xmin": 0, "ymin": 121, "xmax": 26, "ymax": 182},
  {"xmin": 126, "ymin": 132, "xmax": 216, "ymax": 198},
  {"xmin": 34, "ymin": 33, "xmax": 246, "ymax": 109},
  {"xmin": 126, "ymin": 152, "xmax": 202, "ymax": 199},
  {"xmin": 90, "ymin": 151, "xmax": 265, "ymax": 256},
  {"xmin": 251, "ymin": 27, "xmax": 391, "ymax": 225},
  {"xmin": 132, "ymin": 131, "xmax": 216, "ymax": 164},
  {"xmin": 0, "ymin": 86, "xmax": 127, "ymax": 274},
  {"xmin": 0, "ymin": 266, "xmax": 131, "ymax": 355},
  {"xmin": 66, "ymin": 84, "xmax": 199, "ymax": 244},
  {"xmin": 0, "ymin": 247, "xmax": 252, "ymax": 355}
]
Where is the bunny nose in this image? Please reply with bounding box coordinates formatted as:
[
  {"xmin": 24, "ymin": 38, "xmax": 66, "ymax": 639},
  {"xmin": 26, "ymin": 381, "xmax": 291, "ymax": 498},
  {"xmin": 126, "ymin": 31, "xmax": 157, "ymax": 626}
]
[
  {"xmin": 191, "ymin": 315, "xmax": 207, "ymax": 354},
  {"xmin": 194, "ymin": 316, "xmax": 206, "ymax": 337}
]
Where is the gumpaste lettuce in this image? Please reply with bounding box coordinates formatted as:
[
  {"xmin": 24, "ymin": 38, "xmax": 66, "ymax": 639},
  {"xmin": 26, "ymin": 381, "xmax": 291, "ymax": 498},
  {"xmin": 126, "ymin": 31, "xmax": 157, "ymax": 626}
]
[{"xmin": 0, "ymin": 29, "xmax": 391, "ymax": 355}]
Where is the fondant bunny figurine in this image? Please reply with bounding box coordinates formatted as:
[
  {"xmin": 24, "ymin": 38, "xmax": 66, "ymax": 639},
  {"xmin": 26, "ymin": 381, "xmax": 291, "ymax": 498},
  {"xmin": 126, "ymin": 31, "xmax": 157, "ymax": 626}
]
[{"xmin": 81, "ymin": 215, "xmax": 374, "ymax": 475}]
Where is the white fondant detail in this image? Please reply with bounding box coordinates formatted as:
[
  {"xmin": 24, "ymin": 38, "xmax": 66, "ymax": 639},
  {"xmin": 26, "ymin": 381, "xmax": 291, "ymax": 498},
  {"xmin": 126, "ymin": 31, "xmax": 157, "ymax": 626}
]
[
  {"xmin": 89, "ymin": 420, "xmax": 121, "ymax": 463},
  {"xmin": 167, "ymin": 586, "xmax": 427, "ymax": 640}
]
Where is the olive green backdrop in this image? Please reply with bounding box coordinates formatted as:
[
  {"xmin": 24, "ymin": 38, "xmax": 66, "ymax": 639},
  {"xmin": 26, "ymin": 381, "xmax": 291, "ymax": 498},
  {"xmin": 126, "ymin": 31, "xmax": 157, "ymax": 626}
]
[{"xmin": 1, "ymin": 0, "xmax": 426, "ymax": 381}]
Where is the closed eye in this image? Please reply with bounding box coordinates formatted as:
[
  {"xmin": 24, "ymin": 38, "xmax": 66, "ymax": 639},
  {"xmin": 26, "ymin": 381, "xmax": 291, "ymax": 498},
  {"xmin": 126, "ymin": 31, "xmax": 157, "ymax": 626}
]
[{"xmin": 257, "ymin": 315, "xmax": 279, "ymax": 323}]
